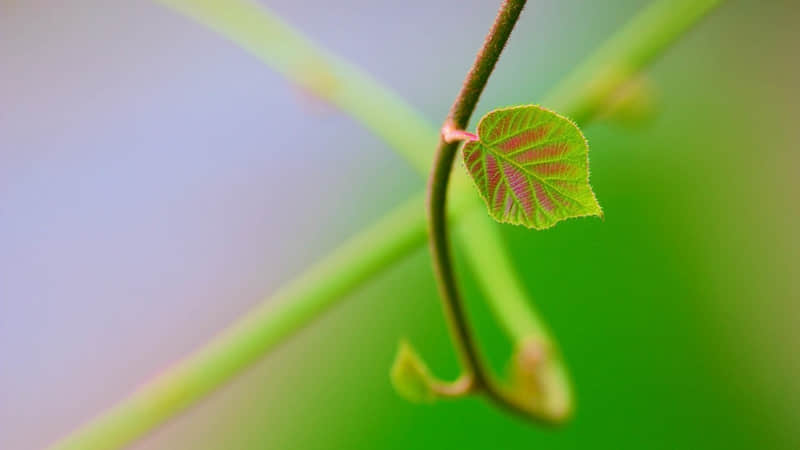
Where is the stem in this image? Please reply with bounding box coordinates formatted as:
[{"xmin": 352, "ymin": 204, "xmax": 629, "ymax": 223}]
[
  {"xmin": 427, "ymin": 0, "xmax": 525, "ymax": 395},
  {"xmin": 51, "ymin": 0, "xmax": 726, "ymax": 447},
  {"xmin": 157, "ymin": 0, "xmax": 436, "ymax": 175}
]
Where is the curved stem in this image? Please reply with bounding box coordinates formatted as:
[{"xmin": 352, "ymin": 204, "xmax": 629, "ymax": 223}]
[{"xmin": 427, "ymin": 0, "xmax": 526, "ymax": 398}]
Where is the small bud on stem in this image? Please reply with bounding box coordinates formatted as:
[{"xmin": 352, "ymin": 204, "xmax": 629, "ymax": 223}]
[{"xmin": 442, "ymin": 122, "xmax": 479, "ymax": 143}]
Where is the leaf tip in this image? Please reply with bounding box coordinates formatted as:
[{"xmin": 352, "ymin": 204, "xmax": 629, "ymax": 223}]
[{"xmin": 390, "ymin": 340, "xmax": 438, "ymax": 404}]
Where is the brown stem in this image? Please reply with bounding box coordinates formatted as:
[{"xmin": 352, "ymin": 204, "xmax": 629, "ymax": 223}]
[{"xmin": 426, "ymin": 0, "xmax": 527, "ymax": 404}]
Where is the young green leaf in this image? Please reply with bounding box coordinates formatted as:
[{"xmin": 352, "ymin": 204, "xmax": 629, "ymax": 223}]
[
  {"xmin": 390, "ymin": 341, "xmax": 439, "ymax": 403},
  {"xmin": 462, "ymin": 105, "xmax": 602, "ymax": 229}
]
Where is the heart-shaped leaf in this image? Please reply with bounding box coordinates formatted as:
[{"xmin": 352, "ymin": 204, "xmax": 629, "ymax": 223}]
[{"xmin": 462, "ymin": 105, "xmax": 602, "ymax": 229}]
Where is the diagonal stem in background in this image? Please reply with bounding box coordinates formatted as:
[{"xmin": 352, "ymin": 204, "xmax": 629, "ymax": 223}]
[{"xmin": 51, "ymin": 0, "xmax": 726, "ymax": 448}]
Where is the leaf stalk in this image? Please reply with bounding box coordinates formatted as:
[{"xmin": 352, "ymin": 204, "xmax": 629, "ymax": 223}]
[
  {"xmin": 441, "ymin": 123, "xmax": 479, "ymax": 143},
  {"xmin": 49, "ymin": 0, "xmax": 727, "ymax": 446}
]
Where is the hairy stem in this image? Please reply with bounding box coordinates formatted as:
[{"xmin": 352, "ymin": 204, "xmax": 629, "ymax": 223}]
[
  {"xmin": 51, "ymin": 0, "xmax": 725, "ymax": 447},
  {"xmin": 427, "ymin": 0, "xmax": 525, "ymax": 397}
]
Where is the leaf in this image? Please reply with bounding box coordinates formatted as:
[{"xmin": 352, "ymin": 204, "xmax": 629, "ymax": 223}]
[
  {"xmin": 390, "ymin": 341, "xmax": 438, "ymax": 403},
  {"xmin": 462, "ymin": 105, "xmax": 602, "ymax": 229}
]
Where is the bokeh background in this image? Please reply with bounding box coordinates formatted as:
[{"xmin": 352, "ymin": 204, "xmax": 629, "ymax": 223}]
[{"xmin": 1, "ymin": 0, "xmax": 798, "ymax": 448}]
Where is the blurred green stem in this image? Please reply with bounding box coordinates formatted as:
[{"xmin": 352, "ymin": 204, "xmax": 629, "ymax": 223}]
[
  {"xmin": 544, "ymin": 0, "xmax": 724, "ymax": 123},
  {"xmin": 51, "ymin": 0, "xmax": 724, "ymax": 448}
]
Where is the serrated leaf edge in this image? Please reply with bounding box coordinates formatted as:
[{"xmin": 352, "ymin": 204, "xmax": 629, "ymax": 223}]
[{"xmin": 463, "ymin": 104, "xmax": 603, "ymax": 230}]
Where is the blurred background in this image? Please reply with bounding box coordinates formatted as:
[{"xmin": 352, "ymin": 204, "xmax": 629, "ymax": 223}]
[{"xmin": 1, "ymin": 0, "xmax": 798, "ymax": 448}]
